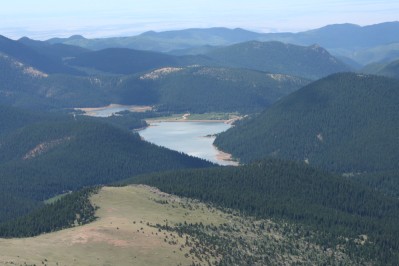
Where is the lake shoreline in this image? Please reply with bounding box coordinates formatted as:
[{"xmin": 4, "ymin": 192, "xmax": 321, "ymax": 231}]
[
  {"xmin": 145, "ymin": 114, "xmax": 241, "ymax": 125},
  {"xmin": 75, "ymin": 104, "xmax": 153, "ymax": 117},
  {"xmin": 138, "ymin": 121, "xmax": 237, "ymax": 166},
  {"xmin": 213, "ymin": 145, "xmax": 239, "ymax": 166},
  {"xmin": 146, "ymin": 119, "xmax": 231, "ymax": 124}
]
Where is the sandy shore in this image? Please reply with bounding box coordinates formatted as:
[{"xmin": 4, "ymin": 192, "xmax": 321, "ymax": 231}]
[
  {"xmin": 146, "ymin": 113, "xmax": 241, "ymax": 124},
  {"xmin": 214, "ymin": 146, "xmax": 239, "ymax": 166},
  {"xmin": 146, "ymin": 119, "xmax": 230, "ymax": 124}
]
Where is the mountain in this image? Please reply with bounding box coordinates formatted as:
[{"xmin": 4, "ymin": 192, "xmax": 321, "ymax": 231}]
[
  {"xmin": 1, "ymin": 184, "xmax": 385, "ymax": 265},
  {"xmin": 66, "ymin": 41, "xmax": 349, "ymax": 80},
  {"xmin": 126, "ymin": 159, "xmax": 399, "ymax": 264},
  {"xmin": 0, "ymin": 105, "xmax": 46, "ymax": 135},
  {"xmin": 0, "ymin": 106, "xmax": 213, "ymax": 223},
  {"xmin": 252, "ymin": 22, "xmax": 399, "ymax": 65},
  {"xmin": 45, "ymin": 22, "xmax": 399, "ymax": 65},
  {"xmin": 67, "ymin": 48, "xmax": 182, "ymax": 75},
  {"xmin": 167, "ymin": 44, "xmax": 219, "ymax": 56},
  {"xmin": 376, "ymin": 59, "xmax": 399, "ymax": 79},
  {"xmin": 338, "ymin": 42, "xmax": 399, "ymax": 66},
  {"xmin": 47, "ymin": 28, "xmax": 263, "ymax": 52},
  {"xmin": 114, "ymin": 66, "xmax": 310, "ymax": 113},
  {"xmin": 0, "ymin": 53, "xmax": 309, "ymax": 112},
  {"xmin": 363, "ymin": 59, "xmax": 399, "ymax": 79},
  {"xmin": 46, "ymin": 22, "xmax": 399, "ymax": 53},
  {"xmin": 205, "ymin": 41, "xmax": 351, "ymax": 79},
  {"xmin": 215, "ymin": 73, "xmax": 399, "ymax": 173},
  {"xmin": 0, "ymin": 54, "xmax": 112, "ymax": 109},
  {"xmin": 259, "ymin": 22, "xmax": 399, "ymax": 49},
  {"xmin": 18, "ymin": 37, "xmax": 90, "ymax": 61},
  {"xmin": 0, "ymin": 35, "xmax": 82, "ymax": 75}
]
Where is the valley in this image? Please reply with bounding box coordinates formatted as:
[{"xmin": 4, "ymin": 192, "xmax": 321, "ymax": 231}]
[{"xmin": 0, "ymin": 17, "xmax": 399, "ymax": 265}]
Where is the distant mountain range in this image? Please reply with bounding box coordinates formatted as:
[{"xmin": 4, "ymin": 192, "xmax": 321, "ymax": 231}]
[
  {"xmin": 4, "ymin": 36, "xmax": 340, "ymax": 112},
  {"xmin": 43, "ymin": 22, "xmax": 399, "ymax": 65},
  {"xmin": 46, "ymin": 28, "xmax": 261, "ymax": 52},
  {"xmin": 0, "ymin": 35, "xmax": 83, "ymax": 75},
  {"xmin": 65, "ymin": 40, "xmax": 349, "ymax": 79},
  {"xmin": 205, "ymin": 41, "xmax": 350, "ymax": 79},
  {"xmin": 18, "ymin": 37, "xmax": 89, "ymax": 61},
  {"xmin": 2, "ymin": 33, "xmax": 350, "ymax": 79}
]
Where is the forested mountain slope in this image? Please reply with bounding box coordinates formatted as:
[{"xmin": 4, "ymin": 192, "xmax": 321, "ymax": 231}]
[
  {"xmin": 0, "ymin": 185, "xmax": 369, "ymax": 265},
  {"xmin": 0, "ymin": 35, "xmax": 82, "ymax": 75},
  {"xmin": 45, "ymin": 22, "xmax": 399, "ymax": 60},
  {"xmin": 0, "ymin": 106, "xmax": 212, "ymax": 223},
  {"xmin": 116, "ymin": 66, "xmax": 310, "ymax": 113},
  {"xmin": 0, "ymin": 54, "xmax": 309, "ymax": 113},
  {"xmin": 215, "ymin": 73, "xmax": 399, "ymax": 173},
  {"xmin": 363, "ymin": 59, "xmax": 399, "ymax": 79},
  {"xmin": 67, "ymin": 48, "xmax": 182, "ymax": 74},
  {"xmin": 205, "ymin": 41, "xmax": 350, "ymax": 79},
  {"xmin": 18, "ymin": 37, "xmax": 90, "ymax": 61},
  {"xmin": 127, "ymin": 159, "xmax": 399, "ymax": 264},
  {"xmin": 46, "ymin": 28, "xmax": 263, "ymax": 52},
  {"xmin": 0, "ymin": 54, "xmax": 114, "ymax": 109}
]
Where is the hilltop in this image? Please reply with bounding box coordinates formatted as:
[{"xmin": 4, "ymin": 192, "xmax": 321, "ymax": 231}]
[{"xmin": 215, "ymin": 73, "xmax": 399, "ymax": 173}]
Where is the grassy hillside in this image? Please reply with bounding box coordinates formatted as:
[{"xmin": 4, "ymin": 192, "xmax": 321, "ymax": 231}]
[
  {"xmin": 0, "ymin": 185, "xmax": 378, "ymax": 265},
  {"xmin": 215, "ymin": 73, "xmax": 399, "ymax": 173},
  {"xmin": 0, "ymin": 106, "xmax": 212, "ymax": 223},
  {"xmin": 126, "ymin": 159, "xmax": 399, "ymax": 264}
]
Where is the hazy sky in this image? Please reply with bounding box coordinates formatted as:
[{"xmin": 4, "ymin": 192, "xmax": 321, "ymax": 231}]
[{"xmin": 1, "ymin": 0, "xmax": 398, "ymax": 40}]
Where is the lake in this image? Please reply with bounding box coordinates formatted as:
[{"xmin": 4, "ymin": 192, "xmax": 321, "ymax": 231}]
[{"xmin": 139, "ymin": 122, "xmax": 237, "ymax": 166}]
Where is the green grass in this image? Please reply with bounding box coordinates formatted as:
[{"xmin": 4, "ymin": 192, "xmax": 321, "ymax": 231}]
[
  {"xmin": 146, "ymin": 112, "xmax": 240, "ymax": 122},
  {"xmin": 0, "ymin": 185, "xmax": 363, "ymax": 265}
]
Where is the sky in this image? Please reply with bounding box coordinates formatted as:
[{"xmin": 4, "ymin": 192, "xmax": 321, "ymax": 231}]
[{"xmin": 1, "ymin": 0, "xmax": 398, "ymax": 40}]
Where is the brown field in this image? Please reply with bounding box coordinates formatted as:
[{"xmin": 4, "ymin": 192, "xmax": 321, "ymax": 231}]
[{"xmin": 0, "ymin": 185, "xmax": 356, "ymax": 265}]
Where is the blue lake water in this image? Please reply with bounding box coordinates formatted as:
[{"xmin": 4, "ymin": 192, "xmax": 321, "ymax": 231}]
[{"xmin": 139, "ymin": 122, "xmax": 236, "ymax": 165}]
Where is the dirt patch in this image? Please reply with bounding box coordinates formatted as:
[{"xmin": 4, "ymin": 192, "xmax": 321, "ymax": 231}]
[
  {"xmin": 214, "ymin": 146, "xmax": 239, "ymax": 166},
  {"xmin": 23, "ymin": 137, "xmax": 71, "ymax": 160}
]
